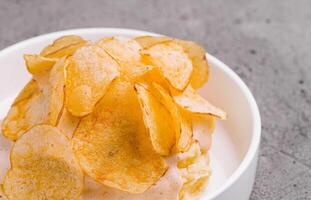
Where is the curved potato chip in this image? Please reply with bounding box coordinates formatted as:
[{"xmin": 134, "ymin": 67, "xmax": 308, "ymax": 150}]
[
  {"xmin": 174, "ymin": 39, "xmax": 209, "ymax": 89},
  {"xmin": 40, "ymin": 35, "xmax": 87, "ymax": 58},
  {"xmin": 177, "ymin": 109, "xmax": 193, "ymax": 153},
  {"xmin": 0, "ymin": 184, "xmax": 7, "ymax": 200},
  {"xmin": 135, "ymin": 83, "xmax": 176, "ymax": 156},
  {"xmin": 73, "ymin": 80, "xmax": 167, "ymax": 193},
  {"xmin": 97, "ymin": 37, "xmax": 151, "ymax": 77},
  {"xmin": 4, "ymin": 125, "xmax": 83, "ymax": 200},
  {"xmin": 177, "ymin": 141, "xmax": 210, "ymax": 200},
  {"xmin": 142, "ymin": 42, "xmax": 193, "ymax": 90},
  {"xmin": 24, "ymin": 54, "xmax": 58, "ymax": 74},
  {"xmin": 179, "ymin": 176, "xmax": 209, "ymax": 200},
  {"xmin": 11, "ymin": 80, "xmax": 37, "ymax": 105},
  {"xmin": 2, "ymin": 59, "xmax": 66, "ymax": 141},
  {"xmin": 97, "ymin": 37, "xmax": 141, "ymax": 62},
  {"xmin": 152, "ymin": 83, "xmax": 193, "ymax": 153},
  {"xmin": 65, "ymin": 44, "xmax": 119, "ymax": 116},
  {"xmin": 138, "ymin": 67, "xmax": 170, "ymax": 90},
  {"xmin": 81, "ymin": 160, "xmax": 182, "ymax": 200},
  {"xmin": 173, "ymin": 85, "xmax": 226, "ymax": 119},
  {"xmin": 57, "ymin": 109, "xmax": 80, "ymax": 139},
  {"xmin": 135, "ymin": 36, "xmax": 172, "ymax": 49},
  {"xmin": 136, "ymin": 36, "xmax": 209, "ymax": 89}
]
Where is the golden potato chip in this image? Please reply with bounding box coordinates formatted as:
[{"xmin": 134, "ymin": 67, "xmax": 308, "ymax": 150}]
[
  {"xmin": 136, "ymin": 36, "xmax": 209, "ymax": 89},
  {"xmin": 142, "ymin": 42, "xmax": 193, "ymax": 90},
  {"xmin": 174, "ymin": 39, "xmax": 209, "ymax": 89},
  {"xmin": 57, "ymin": 109, "xmax": 80, "ymax": 139},
  {"xmin": 0, "ymin": 184, "xmax": 6, "ymax": 199},
  {"xmin": 177, "ymin": 141, "xmax": 210, "ymax": 200},
  {"xmin": 173, "ymin": 85, "xmax": 227, "ymax": 119},
  {"xmin": 97, "ymin": 37, "xmax": 141, "ymax": 62},
  {"xmin": 11, "ymin": 80, "xmax": 37, "ymax": 105},
  {"xmin": 134, "ymin": 36, "xmax": 172, "ymax": 49},
  {"xmin": 151, "ymin": 83, "xmax": 192, "ymax": 152},
  {"xmin": 138, "ymin": 67, "xmax": 170, "ymax": 90},
  {"xmin": 135, "ymin": 83, "xmax": 176, "ymax": 155},
  {"xmin": 179, "ymin": 176, "xmax": 209, "ymax": 200},
  {"xmin": 177, "ymin": 109, "xmax": 193, "ymax": 153},
  {"xmin": 97, "ymin": 37, "xmax": 151, "ymax": 77},
  {"xmin": 40, "ymin": 35, "xmax": 87, "ymax": 58},
  {"xmin": 73, "ymin": 80, "xmax": 167, "ymax": 193},
  {"xmin": 24, "ymin": 54, "xmax": 58, "ymax": 74},
  {"xmin": 2, "ymin": 59, "xmax": 66, "ymax": 141},
  {"xmin": 65, "ymin": 44, "xmax": 120, "ymax": 116},
  {"xmin": 4, "ymin": 125, "xmax": 83, "ymax": 200}
]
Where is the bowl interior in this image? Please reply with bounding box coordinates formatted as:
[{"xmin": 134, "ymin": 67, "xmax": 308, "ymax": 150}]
[{"xmin": 0, "ymin": 29, "xmax": 260, "ymax": 199}]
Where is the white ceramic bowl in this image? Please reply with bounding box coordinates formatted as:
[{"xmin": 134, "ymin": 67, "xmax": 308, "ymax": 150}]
[{"xmin": 0, "ymin": 28, "xmax": 261, "ymax": 200}]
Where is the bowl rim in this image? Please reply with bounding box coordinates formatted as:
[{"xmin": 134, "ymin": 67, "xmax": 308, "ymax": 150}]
[{"xmin": 0, "ymin": 28, "xmax": 261, "ymax": 199}]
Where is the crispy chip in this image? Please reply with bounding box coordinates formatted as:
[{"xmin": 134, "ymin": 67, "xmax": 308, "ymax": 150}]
[
  {"xmin": 11, "ymin": 80, "xmax": 37, "ymax": 105},
  {"xmin": 179, "ymin": 176, "xmax": 209, "ymax": 200},
  {"xmin": 135, "ymin": 83, "xmax": 176, "ymax": 155},
  {"xmin": 142, "ymin": 42, "xmax": 193, "ymax": 90},
  {"xmin": 177, "ymin": 141, "xmax": 210, "ymax": 200},
  {"xmin": 173, "ymin": 85, "xmax": 227, "ymax": 119},
  {"xmin": 57, "ymin": 109, "xmax": 80, "ymax": 139},
  {"xmin": 97, "ymin": 37, "xmax": 151, "ymax": 77},
  {"xmin": 24, "ymin": 54, "xmax": 58, "ymax": 74},
  {"xmin": 3, "ymin": 125, "xmax": 83, "ymax": 200},
  {"xmin": 0, "ymin": 184, "xmax": 7, "ymax": 200},
  {"xmin": 152, "ymin": 83, "xmax": 192, "ymax": 152},
  {"xmin": 97, "ymin": 37, "xmax": 141, "ymax": 62},
  {"xmin": 138, "ymin": 67, "xmax": 170, "ymax": 90},
  {"xmin": 177, "ymin": 109, "xmax": 193, "ymax": 153},
  {"xmin": 65, "ymin": 44, "xmax": 119, "ymax": 116},
  {"xmin": 40, "ymin": 35, "xmax": 87, "ymax": 58},
  {"xmin": 135, "ymin": 36, "xmax": 172, "ymax": 49},
  {"xmin": 174, "ymin": 39, "xmax": 209, "ymax": 89},
  {"xmin": 136, "ymin": 36, "xmax": 209, "ymax": 89},
  {"xmin": 2, "ymin": 59, "xmax": 66, "ymax": 141},
  {"xmin": 73, "ymin": 80, "xmax": 167, "ymax": 193}
]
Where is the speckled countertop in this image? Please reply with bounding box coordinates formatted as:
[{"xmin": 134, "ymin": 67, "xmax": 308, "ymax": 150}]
[{"xmin": 0, "ymin": 0, "xmax": 310, "ymax": 199}]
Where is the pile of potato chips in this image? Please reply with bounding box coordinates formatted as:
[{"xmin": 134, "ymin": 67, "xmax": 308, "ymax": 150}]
[{"xmin": 1, "ymin": 35, "xmax": 226, "ymax": 200}]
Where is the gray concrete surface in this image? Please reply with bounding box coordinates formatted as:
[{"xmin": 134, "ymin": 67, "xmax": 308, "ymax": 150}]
[{"xmin": 0, "ymin": 0, "xmax": 310, "ymax": 199}]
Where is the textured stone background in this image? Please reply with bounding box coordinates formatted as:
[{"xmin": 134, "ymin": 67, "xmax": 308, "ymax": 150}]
[{"xmin": 0, "ymin": 0, "xmax": 310, "ymax": 199}]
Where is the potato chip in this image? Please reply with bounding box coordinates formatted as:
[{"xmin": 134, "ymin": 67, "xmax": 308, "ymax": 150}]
[
  {"xmin": 136, "ymin": 36, "xmax": 209, "ymax": 89},
  {"xmin": 24, "ymin": 54, "xmax": 58, "ymax": 74},
  {"xmin": 174, "ymin": 39, "xmax": 209, "ymax": 89},
  {"xmin": 40, "ymin": 35, "xmax": 87, "ymax": 58},
  {"xmin": 134, "ymin": 36, "xmax": 172, "ymax": 49},
  {"xmin": 138, "ymin": 67, "xmax": 170, "ymax": 90},
  {"xmin": 0, "ymin": 184, "xmax": 6, "ymax": 199},
  {"xmin": 97, "ymin": 37, "xmax": 151, "ymax": 77},
  {"xmin": 177, "ymin": 141, "xmax": 210, "ymax": 200},
  {"xmin": 97, "ymin": 37, "xmax": 141, "ymax": 62},
  {"xmin": 135, "ymin": 83, "xmax": 176, "ymax": 155},
  {"xmin": 151, "ymin": 83, "xmax": 192, "ymax": 152},
  {"xmin": 73, "ymin": 80, "xmax": 167, "ymax": 193},
  {"xmin": 177, "ymin": 109, "xmax": 193, "ymax": 153},
  {"xmin": 179, "ymin": 176, "xmax": 209, "ymax": 200},
  {"xmin": 2, "ymin": 59, "xmax": 66, "ymax": 141},
  {"xmin": 11, "ymin": 80, "xmax": 37, "ymax": 105},
  {"xmin": 3, "ymin": 125, "xmax": 83, "ymax": 200},
  {"xmin": 172, "ymin": 85, "xmax": 227, "ymax": 119},
  {"xmin": 57, "ymin": 109, "xmax": 80, "ymax": 139},
  {"xmin": 191, "ymin": 114, "xmax": 214, "ymax": 152},
  {"xmin": 142, "ymin": 42, "xmax": 193, "ymax": 90},
  {"xmin": 65, "ymin": 44, "xmax": 120, "ymax": 116}
]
